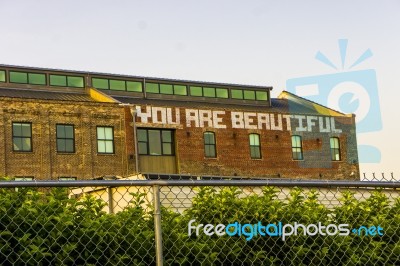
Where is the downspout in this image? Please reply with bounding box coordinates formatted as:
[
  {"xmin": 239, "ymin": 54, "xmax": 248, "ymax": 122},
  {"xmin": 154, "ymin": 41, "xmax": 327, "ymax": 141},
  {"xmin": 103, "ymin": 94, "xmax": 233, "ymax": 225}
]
[{"xmin": 130, "ymin": 107, "xmax": 139, "ymax": 174}]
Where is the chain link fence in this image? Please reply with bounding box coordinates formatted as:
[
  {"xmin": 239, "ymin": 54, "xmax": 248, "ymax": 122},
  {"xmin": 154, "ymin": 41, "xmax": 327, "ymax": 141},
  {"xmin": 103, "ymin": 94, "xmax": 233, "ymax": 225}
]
[{"xmin": 1, "ymin": 174, "xmax": 399, "ymax": 265}]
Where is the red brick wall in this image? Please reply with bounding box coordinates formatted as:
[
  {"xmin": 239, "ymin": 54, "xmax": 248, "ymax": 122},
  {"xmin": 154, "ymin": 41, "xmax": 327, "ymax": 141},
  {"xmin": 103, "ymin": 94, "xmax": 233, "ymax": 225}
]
[
  {"xmin": 132, "ymin": 104, "xmax": 359, "ymax": 180},
  {"xmin": 0, "ymin": 98, "xmax": 132, "ymax": 180}
]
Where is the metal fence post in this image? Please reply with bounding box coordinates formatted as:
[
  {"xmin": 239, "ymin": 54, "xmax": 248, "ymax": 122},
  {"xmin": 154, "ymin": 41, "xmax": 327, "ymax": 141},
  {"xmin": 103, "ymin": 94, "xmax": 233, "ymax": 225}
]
[{"xmin": 153, "ymin": 184, "xmax": 163, "ymax": 265}]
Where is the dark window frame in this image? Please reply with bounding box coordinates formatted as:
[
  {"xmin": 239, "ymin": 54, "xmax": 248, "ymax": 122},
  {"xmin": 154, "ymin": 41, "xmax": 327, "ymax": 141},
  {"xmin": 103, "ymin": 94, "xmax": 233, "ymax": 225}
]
[
  {"xmin": 249, "ymin": 133, "xmax": 261, "ymax": 159},
  {"xmin": 137, "ymin": 128, "xmax": 175, "ymax": 156},
  {"xmin": 291, "ymin": 135, "xmax": 304, "ymax": 160},
  {"xmin": 96, "ymin": 126, "xmax": 115, "ymax": 154},
  {"xmin": 56, "ymin": 124, "xmax": 75, "ymax": 153},
  {"xmin": 204, "ymin": 131, "xmax": 217, "ymax": 158},
  {"xmin": 12, "ymin": 122, "xmax": 33, "ymax": 152},
  {"xmin": 330, "ymin": 137, "xmax": 341, "ymax": 161}
]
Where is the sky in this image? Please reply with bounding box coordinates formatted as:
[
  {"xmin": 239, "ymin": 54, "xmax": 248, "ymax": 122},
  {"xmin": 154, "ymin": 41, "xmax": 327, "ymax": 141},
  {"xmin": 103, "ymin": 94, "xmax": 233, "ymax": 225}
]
[{"xmin": 1, "ymin": 0, "xmax": 399, "ymax": 179}]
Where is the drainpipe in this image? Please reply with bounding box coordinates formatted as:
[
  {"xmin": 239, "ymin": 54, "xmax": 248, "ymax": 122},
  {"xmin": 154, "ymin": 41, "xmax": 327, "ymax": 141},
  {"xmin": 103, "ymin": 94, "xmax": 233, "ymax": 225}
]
[{"xmin": 130, "ymin": 107, "xmax": 139, "ymax": 173}]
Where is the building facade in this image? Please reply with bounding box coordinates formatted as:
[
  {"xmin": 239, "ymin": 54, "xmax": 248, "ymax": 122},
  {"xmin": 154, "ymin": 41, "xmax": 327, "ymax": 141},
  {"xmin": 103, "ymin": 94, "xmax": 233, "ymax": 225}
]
[{"xmin": 0, "ymin": 64, "xmax": 359, "ymax": 180}]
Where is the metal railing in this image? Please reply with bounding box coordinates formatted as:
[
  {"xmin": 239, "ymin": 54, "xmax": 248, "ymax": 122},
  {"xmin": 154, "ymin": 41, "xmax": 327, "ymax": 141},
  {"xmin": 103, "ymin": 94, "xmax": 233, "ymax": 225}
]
[{"xmin": 1, "ymin": 175, "xmax": 399, "ymax": 265}]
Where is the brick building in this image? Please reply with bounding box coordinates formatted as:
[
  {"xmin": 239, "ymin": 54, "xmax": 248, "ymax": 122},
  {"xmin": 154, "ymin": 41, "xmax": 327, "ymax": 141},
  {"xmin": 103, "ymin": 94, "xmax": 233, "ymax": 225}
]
[{"xmin": 0, "ymin": 64, "xmax": 359, "ymax": 180}]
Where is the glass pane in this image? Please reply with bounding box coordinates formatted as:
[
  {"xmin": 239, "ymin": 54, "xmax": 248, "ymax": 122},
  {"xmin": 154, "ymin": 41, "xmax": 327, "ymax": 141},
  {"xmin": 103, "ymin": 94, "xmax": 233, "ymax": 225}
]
[
  {"xmin": 22, "ymin": 138, "xmax": 31, "ymax": 151},
  {"xmin": 146, "ymin": 83, "xmax": 159, "ymax": 93},
  {"xmin": 162, "ymin": 130, "xmax": 172, "ymax": 142},
  {"xmin": 231, "ymin": 89, "xmax": 243, "ymax": 99},
  {"xmin": 148, "ymin": 130, "xmax": 161, "ymax": 155},
  {"xmin": 127, "ymin": 81, "xmax": 143, "ymax": 92},
  {"xmin": 57, "ymin": 139, "xmax": 66, "ymax": 152},
  {"xmin": 216, "ymin": 88, "xmax": 228, "ymax": 98},
  {"xmin": 330, "ymin": 138, "xmax": 339, "ymax": 149},
  {"xmin": 28, "ymin": 73, "xmax": 46, "ymax": 85},
  {"xmin": 162, "ymin": 143, "xmax": 172, "ymax": 155},
  {"xmin": 292, "ymin": 136, "xmax": 301, "ymax": 147},
  {"xmin": 92, "ymin": 78, "xmax": 109, "ymax": 90},
  {"xmin": 110, "ymin": 79, "xmax": 126, "ymax": 91},
  {"xmin": 13, "ymin": 137, "xmax": 22, "ymax": 151},
  {"xmin": 243, "ymin": 90, "xmax": 256, "ymax": 100},
  {"xmin": 190, "ymin": 86, "xmax": 202, "ymax": 96},
  {"xmin": 104, "ymin": 127, "xmax": 113, "ymax": 140},
  {"xmin": 256, "ymin": 91, "xmax": 268, "ymax": 101},
  {"xmin": 203, "ymin": 87, "xmax": 216, "ymax": 97},
  {"xmin": 137, "ymin": 129, "xmax": 148, "ymax": 142},
  {"xmin": 205, "ymin": 145, "xmax": 216, "ymax": 157},
  {"xmin": 13, "ymin": 123, "xmax": 22, "ymax": 136},
  {"xmin": 249, "ymin": 134, "xmax": 259, "ymax": 145},
  {"xmin": 10, "ymin": 72, "xmax": 28, "ymax": 84},
  {"xmin": 50, "ymin": 75, "xmax": 67, "ymax": 86},
  {"xmin": 65, "ymin": 139, "xmax": 74, "ymax": 152},
  {"xmin": 105, "ymin": 140, "xmax": 114, "ymax": 153},
  {"xmin": 21, "ymin": 124, "xmax": 31, "ymax": 137},
  {"xmin": 98, "ymin": 141, "xmax": 106, "ymax": 153},
  {"xmin": 67, "ymin": 76, "xmax": 84, "ymax": 88},
  {"xmin": 97, "ymin": 127, "xmax": 105, "ymax": 139},
  {"xmin": 65, "ymin": 125, "xmax": 74, "ymax": 138},
  {"xmin": 57, "ymin": 125, "xmax": 65, "ymax": 138},
  {"xmin": 204, "ymin": 132, "xmax": 215, "ymax": 144},
  {"xmin": 0, "ymin": 70, "xmax": 5, "ymax": 82},
  {"xmin": 251, "ymin": 147, "xmax": 260, "ymax": 159},
  {"xmin": 173, "ymin": 85, "xmax": 187, "ymax": 95},
  {"xmin": 138, "ymin": 142, "xmax": 148, "ymax": 155},
  {"xmin": 160, "ymin": 84, "xmax": 173, "ymax": 94}
]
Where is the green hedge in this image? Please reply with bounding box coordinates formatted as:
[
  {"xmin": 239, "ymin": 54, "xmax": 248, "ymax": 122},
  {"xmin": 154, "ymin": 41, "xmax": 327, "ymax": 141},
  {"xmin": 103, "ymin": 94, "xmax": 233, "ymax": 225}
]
[{"xmin": 0, "ymin": 185, "xmax": 399, "ymax": 265}]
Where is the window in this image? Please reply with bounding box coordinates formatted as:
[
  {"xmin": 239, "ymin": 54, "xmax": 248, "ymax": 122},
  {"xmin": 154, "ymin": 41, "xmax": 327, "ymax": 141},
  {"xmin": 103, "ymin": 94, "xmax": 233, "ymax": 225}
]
[
  {"xmin": 146, "ymin": 83, "xmax": 159, "ymax": 93},
  {"xmin": 109, "ymin": 79, "xmax": 125, "ymax": 91},
  {"xmin": 92, "ymin": 78, "xmax": 109, "ymax": 90},
  {"xmin": 203, "ymin": 87, "xmax": 216, "ymax": 97},
  {"xmin": 15, "ymin": 176, "xmax": 34, "ymax": 181},
  {"xmin": 97, "ymin": 126, "xmax": 114, "ymax": 154},
  {"xmin": 190, "ymin": 86, "xmax": 203, "ymax": 96},
  {"xmin": 330, "ymin": 137, "xmax": 341, "ymax": 161},
  {"xmin": 0, "ymin": 70, "xmax": 6, "ymax": 82},
  {"xmin": 58, "ymin": 177, "xmax": 77, "ymax": 181},
  {"xmin": 12, "ymin": 122, "xmax": 32, "ymax": 152},
  {"xmin": 9, "ymin": 71, "xmax": 46, "ymax": 85},
  {"xmin": 231, "ymin": 89, "xmax": 243, "ymax": 99},
  {"xmin": 256, "ymin": 91, "xmax": 268, "ymax": 101},
  {"xmin": 244, "ymin": 90, "xmax": 256, "ymax": 100},
  {"xmin": 204, "ymin": 132, "xmax": 216, "ymax": 158},
  {"xmin": 50, "ymin": 75, "xmax": 84, "ymax": 88},
  {"xmin": 14, "ymin": 176, "xmax": 34, "ymax": 191},
  {"xmin": 291, "ymin": 135, "xmax": 303, "ymax": 160},
  {"xmin": 56, "ymin": 124, "xmax": 75, "ymax": 153},
  {"xmin": 190, "ymin": 86, "xmax": 227, "ymax": 98},
  {"xmin": 160, "ymin": 84, "xmax": 173, "ymax": 94},
  {"xmin": 127, "ymin": 81, "xmax": 143, "ymax": 92},
  {"xmin": 216, "ymin": 88, "xmax": 228, "ymax": 98},
  {"xmin": 137, "ymin": 129, "xmax": 174, "ymax": 156},
  {"xmin": 249, "ymin": 134, "xmax": 261, "ymax": 159},
  {"xmin": 173, "ymin": 85, "xmax": 187, "ymax": 95}
]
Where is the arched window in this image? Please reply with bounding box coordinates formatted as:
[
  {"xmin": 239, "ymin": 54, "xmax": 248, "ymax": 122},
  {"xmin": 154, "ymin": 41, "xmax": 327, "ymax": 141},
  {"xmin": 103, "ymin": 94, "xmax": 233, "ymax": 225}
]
[
  {"xmin": 330, "ymin": 137, "xmax": 341, "ymax": 161},
  {"xmin": 291, "ymin": 135, "xmax": 303, "ymax": 160},
  {"xmin": 204, "ymin": 132, "xmax": 216, "ymax": 158},
  {"xmin": 249, "ymin": 134, "xmax": 261, "ymax": 159}
]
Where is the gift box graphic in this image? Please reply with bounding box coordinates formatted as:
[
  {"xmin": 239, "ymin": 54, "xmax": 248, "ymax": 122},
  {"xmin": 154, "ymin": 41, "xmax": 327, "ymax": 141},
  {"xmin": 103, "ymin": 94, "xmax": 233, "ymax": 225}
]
[{"xmin": 286, "ymin": 39, "xmax": 382, "ymax": 164}]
